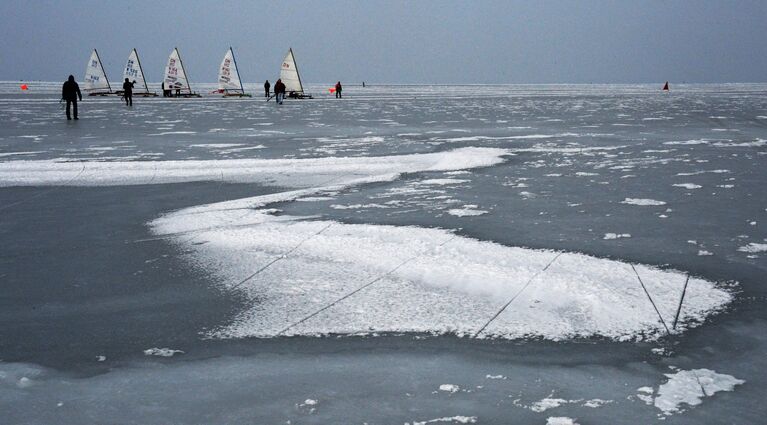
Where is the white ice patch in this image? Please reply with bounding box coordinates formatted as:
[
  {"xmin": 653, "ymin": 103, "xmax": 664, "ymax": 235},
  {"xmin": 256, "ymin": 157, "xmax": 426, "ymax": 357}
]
[
  {"xmin": 438, "ymin": 384, "xmax": 460, "ymax": 393},
  {"xmin": 150, "ymin": 201, "xmax": 730, "ymax": 340},
  {"xmin": 672, "ymin": 183, "xmax": 702, "ymax": 190},
  {"xmin": 653, "ymin": 369, "xmax": 744, "ymax": 415},
  {"xmin": 418, "ymin": 179, "xmax": 470, "ymax": 185},
  {"xmin": 447, "ymin": 207, "xmax": 488, "ymax": 217},
  {"xmin": 621, "ymin": 198, "xmax": 667, "ymax": 206},
  {"xmin": 737, "ymin": 243, "xmax": 767, "ymax": 253},
  {"xmin": 408, "ymin": 416, "xmax": 477, "ymax": 425},
  {"xmin": 531, "ymin": 397, "xmax": 568, "ymax": 412},
  {"xmin": 143, "ymin": 348, "xmax": 184, "ymax": 357},
  {"xmin": 603, "ymin": 233, "xmax": 631, "ymax": 240},
  {"xmin": 546, "ymin": 418, "xmax": 578, "ymax": 425},
  {"xmin": 0, "ymin": 147, "xmax": 508, "ymax": 187}
]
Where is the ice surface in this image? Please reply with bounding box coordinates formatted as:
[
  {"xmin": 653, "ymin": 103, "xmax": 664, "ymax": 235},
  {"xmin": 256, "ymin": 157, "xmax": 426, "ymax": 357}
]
[
  {"xmin": 409, "ymin": 416, "xmax": 477, "ymax": 425},
  {"xmin": 737, "ymin": 243, "xmax": 767, "ymax": 253},
  {"xmin": 143, "ymin": 348, "xmax": 184, "ymax": 357}
]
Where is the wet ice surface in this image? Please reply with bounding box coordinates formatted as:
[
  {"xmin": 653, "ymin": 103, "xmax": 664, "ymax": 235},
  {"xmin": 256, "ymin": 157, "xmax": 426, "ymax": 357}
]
[{"xmin": 1, "ymin": 82, "xmax": 766, "ymax": 423}]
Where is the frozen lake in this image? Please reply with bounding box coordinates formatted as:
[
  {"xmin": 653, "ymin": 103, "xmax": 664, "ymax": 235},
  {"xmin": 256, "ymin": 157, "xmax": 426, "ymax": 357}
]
[{"xmin": 0, "ymin": 82, "xmax": 765, "ymax": 424}]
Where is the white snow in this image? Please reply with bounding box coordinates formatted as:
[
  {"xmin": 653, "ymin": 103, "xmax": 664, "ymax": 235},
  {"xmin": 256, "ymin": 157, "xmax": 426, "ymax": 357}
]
[
  {"xmin": 150, "ymin": 194, "xmax": 731, "ymax": 340},
  {"xmin": 419, "ymin": 179, "xmax": 470, "ymax": 185},
  {"xmin": 737, "ymin": 243, "xmax": 767, "ymax": 253},
  {"xmin": 409, "ymin": 416, "xmax": 477, "ymax": 425},
  {"xmin": 698, "ymin": 250, "xmax": 713, "ymax": 256},
  {"xmin": 143, "ymin": 348, "xmax": 184, "ymax": 357},
  {"xmin": 531, "ymin": 397, "xmax": 568, "ymax": 412},
  {"xmin": 447, "ymin": 207, "xmax": 488, "ymax": 217},
  {"xmin": 653, "ymin": 369, "xmax": 744, "ymax": 415},
  {"xmin": 0, "ymin": 147, "xmax": 508, "ymax": 187},
  {"xmin": 672, "ymin": 183, "xmax": 702, "ymax": 189},
  {"xmin": 546, "ymin": 418, "xmax": 578, "ymax": 425},
  {"xmin": 603, "ymin": 233, "xmax": 631, "ymax": 240},
  {"xmin": 621, "ymin": 198, "xmax": 667, "ymax": 206},
  {"xmin": 439, "ymin": 384, "xmax": 460, "ymax": 393},
  {"xmin": 485, "ymin": 374, "xmax": 506, "ymax": 380}
]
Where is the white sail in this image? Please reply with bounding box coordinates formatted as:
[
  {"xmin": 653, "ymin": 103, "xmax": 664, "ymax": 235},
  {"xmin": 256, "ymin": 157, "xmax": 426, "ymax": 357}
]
[
  {"xmin": 164, "ymin": 48, "xmax": 191, "ymax": 94},
  {"xmin": 279, "ymin": 48, "xmax": 304, "ymax": 93},
  {"xmin": 124, "ymin": 48, "xmax": 148, "ymax": 92},
  {"xmin": 84, "ymin": 49, "xmax": 111, "ymax": 92},
  {"xmin": 218, "ymin": 48, "xmax": 243, "ymax": 92}
]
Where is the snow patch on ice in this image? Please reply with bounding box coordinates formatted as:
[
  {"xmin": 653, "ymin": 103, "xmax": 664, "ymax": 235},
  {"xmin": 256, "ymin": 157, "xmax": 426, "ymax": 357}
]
[
  {"xmin": 408, "ymin": 416, "xmax": 477, "ymax": 425},
  {"xmin": 143, "ymin": 348, "xmax": 184, "ymax": 357},
  {"xmin": 653, "ymin": 369, "xmax": 744, "ymax": 415},
  {"xmin": 603, "ymin": 233, "xmax": 631, "ymax": 240},
  {"xmin": 737, "ymin": 243, "xmax": 767, "ymax": 253},
  {"xmin": 672, "ymin": 183, "xmax": 702, "ymax": 189},
  {"xmin": 621, "ymin": 198, "xmax": 667, "ymax": 206},
  {"xmin": 546, "ymin": 418, "xmax": 579, "ymax": 425},
  {"xmin": 439, "ymin": 384, "xmax": 460, "ymax": 393}
]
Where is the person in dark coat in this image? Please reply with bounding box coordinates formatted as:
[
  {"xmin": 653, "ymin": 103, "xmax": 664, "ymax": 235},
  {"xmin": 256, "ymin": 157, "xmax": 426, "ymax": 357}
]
[
  {"xmin": 123, "ymin": 78, "xmax": 134, "ymax": 106},
  {"xmin": 335, "ymin": 81, "xmax": 342, "ymax": 98},
  {"xmin": 264, "ymin": 80, "xmax": 271, "ymax": 97},
  {"xmin": 61, "ymin": 75, "xmax": 82, "ymax": 120},
  {"xmin": 273, "ymin": 79, "xmax": 286, "ymax": 105}
]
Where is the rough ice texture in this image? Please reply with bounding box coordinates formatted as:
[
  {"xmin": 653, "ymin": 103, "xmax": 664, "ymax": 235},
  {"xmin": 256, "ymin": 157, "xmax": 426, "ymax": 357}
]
[
  {"xmin": 531, "ymin": 397, "xmax": 568, "ymax": 412},
  {"xmin": 621, "ymin": 198, "xmax": 667, "ymax": 206},
  {"xmin": 653, "ymin": 369, "xmax": 745, "ymax": 415}
]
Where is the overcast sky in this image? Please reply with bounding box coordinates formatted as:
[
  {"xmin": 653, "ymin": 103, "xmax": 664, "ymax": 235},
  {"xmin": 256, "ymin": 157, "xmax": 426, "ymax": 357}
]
[{"xmin": 1, "ymin": 0, "xmax": 765, "ymax": 84}]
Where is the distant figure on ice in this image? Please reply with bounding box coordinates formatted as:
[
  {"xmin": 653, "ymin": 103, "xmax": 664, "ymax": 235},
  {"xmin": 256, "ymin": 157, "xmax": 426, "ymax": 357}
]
[
  {"xmin": 335, "ymin": 81, "xmax": 342, "ymax": 98},
  {"xmin": 663, "ymin": 81, "xmax": 669, "ymax": 91},
  {"xmin": 274, "ymin": 78, "xmax": 286, "ymax": 105},
  {"xmin": 61, "ymin": 75, "xmax": 82, "ymax": 120},
  {"xmin": 362, "ymin": 81, "xmax": 365, "ymax": 88},
  {"xmin": 161, "ymin": 81, "xmax": 167, "ymax": 97},
  {"xmin": 123, "ymin": 78, "xmax": 134, "ymax": 106},
  {"xmin": 264, "ymin": 80, "xmax": 271, "ymax": 97}
]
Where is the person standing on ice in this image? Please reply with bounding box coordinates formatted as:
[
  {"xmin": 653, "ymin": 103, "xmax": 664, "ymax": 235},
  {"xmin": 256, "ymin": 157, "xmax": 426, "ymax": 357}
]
[
  {"xmin": 335, "ymin": 81, "xmax": 342, "ymax": 98},
  {"xmin": 61, "ymin": 75, "xmax": 82, "ymax": 120},
  {"xmin": 274, "ymin": 78, "xmax": 286, "ymax": 105},
  {"xmin": 122, "ymin": 78, "xmax": 134, "ymax": 106},
  {"xmin": 264, "ymin": 80, "xmax": 271, "ymax": 97}
]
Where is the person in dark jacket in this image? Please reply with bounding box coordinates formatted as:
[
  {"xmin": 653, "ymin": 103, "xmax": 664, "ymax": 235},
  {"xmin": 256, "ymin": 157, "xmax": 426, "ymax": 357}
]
[
  {"xmin": 264, "ymin": 80, "xmax": 270, "ymax": 97},
  {"xmin": 273, "ymin": 79, "xmax": 286, "ymax": 105},
  {"xmin": 335, "ymin": 81, "xmax": 342, "ymax": 98},
  {"xmin": 61, "ymin": 75, "xmax": 82, "ymax": 120},
  {"xmin": 123, "ymin": 78, "xmax": 134, "ymax": 106}
]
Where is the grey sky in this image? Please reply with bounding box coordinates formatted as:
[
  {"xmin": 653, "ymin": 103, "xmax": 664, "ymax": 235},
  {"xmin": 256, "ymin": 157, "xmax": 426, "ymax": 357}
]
[{"xmin": 1, "ymin": 0, "xmax": 765, "ymax": 84}]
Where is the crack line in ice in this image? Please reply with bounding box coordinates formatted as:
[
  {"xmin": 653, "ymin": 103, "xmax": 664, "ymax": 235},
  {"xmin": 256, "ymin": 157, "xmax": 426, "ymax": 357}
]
[
  {"xmin": 277, "ymin": 233, "xmax": 458, "ymax": 336},
  {"xmin": 0, "ymin": 161, "xmax": 86, "ymax": 212},
  {"xmin": 672, "ymin": 274, "xmax": 691, "ymax": 330},
  {"xmin": 631, "ymin": 264, "xmax": 671, "ymax": 336},
  {"xmin": 474, "ymin": 252, "xmax": 563, "ymax": 338},
  {"xmin": 231, "ymin": 223, "xmax": 334, "ymax": 291}
]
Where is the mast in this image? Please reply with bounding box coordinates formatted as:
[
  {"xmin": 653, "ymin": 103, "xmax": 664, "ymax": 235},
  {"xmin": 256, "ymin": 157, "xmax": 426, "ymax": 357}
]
[
  {"xmin": 290, "ymin": 48, "xmax": 304, "ymax": 93},
  {"xmin": 230, "ymin": 47, "xmax": 245, "ymax": 93},
  {"xmin": 94, "ymin": 49, "xmax": 112, "ymax": 92},
  {"xmin": 133, "ymin": 48, "xmax": 150, "ymax": 94},
  {"xmin": 176, "ymin": 47, "xmax": 192, "ymax": 93}
]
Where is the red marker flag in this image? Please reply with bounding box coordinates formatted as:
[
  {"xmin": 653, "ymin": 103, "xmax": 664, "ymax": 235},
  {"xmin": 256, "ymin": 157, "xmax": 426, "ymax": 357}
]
[
  {"xmin": 20, "ymin": 84, "xmax": 28, "ymax": 90},
  {"xmin": 329, "ymin": 88, "xmax": 336, "ymax": 93}
]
